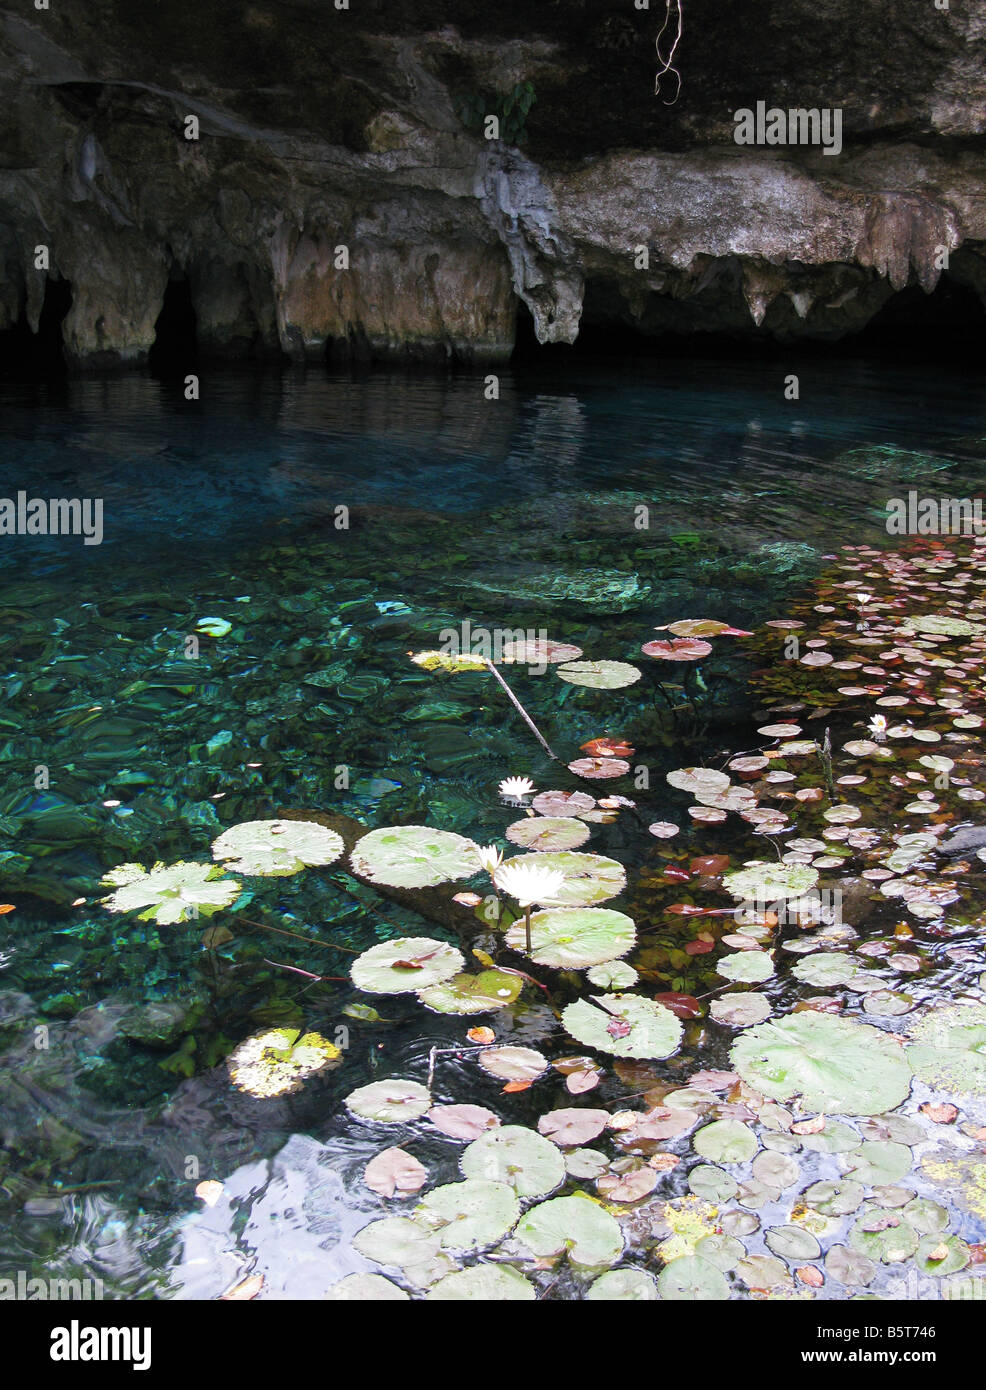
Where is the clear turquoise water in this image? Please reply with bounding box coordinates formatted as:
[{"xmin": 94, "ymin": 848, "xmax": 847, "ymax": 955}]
[{"xmin": 1, "ymin": 356, "xmax": 985, "ymax": 1297}]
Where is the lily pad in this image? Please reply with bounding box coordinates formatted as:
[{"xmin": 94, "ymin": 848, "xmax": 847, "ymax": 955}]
[
  {"xmin": 416, "ymin": 1178, "xmax": 519, "ymax": 1252},
  {"xmin": 805, "ymin": 1179, "xmax": 866, "ymax": 1216},
  {"xmin": 824, "ymin": 1245, "xmax": 877, "ymax": 1287},
  {"xmin": 688, "ymin": 1165, "xmax": 739, "ymax": 1202},
  {"xmin": 730, "ymin": 1014, "xmax": 913, "ymax": 1115},
  {"xmin": 350, "ymin": 826, "xmax": 480, "ymax": 889},
  {"xmin": 587, "ymin": 960, "xmax": 639, "ymax": 989},
  {"xmin": 844, "ymin": 1141, "xmax": 913, "ymax": 1186},
  {"xmin": 561, "ymin": 994, "xmax": 682, "ymax": 1059},
  {"xmin": 905, "ymin": 614, "xmax": 984, "ymax": 637},
  {"xmin": 211, "ymin": 818, "xmax": 344, "ymax": 876},
  {"xmin": 505, "ymin": 817, "xmax": 590, "ymax": 851},
  {"xmin": 537, "ymin": 1108, "xmax": 610, "ymax": 1147},
  {"xmin": 907, "ymin": 1003, "xmax": 986, "ymax": 1096},
  {"xmin": 722, "ymin": 863, "xmax": 820, "ymax": 902},
  {"xmin": 426, "ymin": 1264, "xmax": 535, "ymax": 1301},
  {"xmin": 515, "ymin": 1195, "xmax": 624, "ymax": 1267},
  {"xmin": 416, "ymin": 969, "xmax": 521, "ymax": 1013},
  {"xmin": 765, "ymin": 1225, "xmax": 821, "ymax": 1261},
  {"xmin": 667, "ymin": 767, "xmax": 731, "ymax": 797},
  {"xmin": 353, "ymin": 1216, "xmax": 441, "ymax": 1268},
  {"xmin": 693, "ymin": 1120, "xmax": 758, "ymax": 1165},
  {"xmin": 100, "ymin": 860, "xmax": 241, "ymax": 925},
  {"xmin": 351, "ymin": 937, "xmax": 464, "ymax": 994},
  {"xmin": 556, "ymin": 660, "xmax": 641, "ymax": 689},
  {"xmin": 460, "ymin": 1125, "xmax": 565, "ymax": 1198},
  {"xmin": 477, "ymin": 1045, "xmax": 548, "ymax": 1083},
  {"xmin": 426, "ymin": 1104, "xmax": 500, "ymax": 1140},
  {"xmin": 324, "ymin": 1273, "xmax": 409, "ymax": 1301},
  {"xmin": 658, "ymin": 1256, "xmax": 729, "ymax": 1300},
  {"xmin": 586, "ymin": 1269, "xmax": 658, "ymax": 1300},
  {"xmin": 710, "ymin": 993, "xmax": 771, "ymax": 1026},
  {"xmin": 717, "ymin": 951, "xmax": 774, "ymax": 983},
  {"xmin": 228, "ymin": 1028, "xmax": 341, "ymax": 1098},
  {"xmin": 505, "ymin": 907, "xmax": 636, "ymax": 968},
  {"xmin": 792, "ymin": 953, "xmax": 858, "ymax": 987},
  {"xmin": 497, "ymin": 852, "xmax": 626, "ymax": 907},
  {"xmin": 345, "ymin": 1079, "xmax": 432, "ymax": 1124}
]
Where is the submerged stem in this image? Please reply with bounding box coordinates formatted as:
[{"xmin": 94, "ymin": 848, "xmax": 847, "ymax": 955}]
[{"xmin": 483, "ymin": 659, "xmax": 557, "ymax": 760}]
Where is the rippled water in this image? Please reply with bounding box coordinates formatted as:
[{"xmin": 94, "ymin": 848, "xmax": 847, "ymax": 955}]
[{"xmin": 1, "ymin": 356, "xmax": 985, "ymax": 1298}]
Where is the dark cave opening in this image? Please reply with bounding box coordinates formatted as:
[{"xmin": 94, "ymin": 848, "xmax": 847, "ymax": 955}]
[
  {"xmin": 148, "ymin": 275, "xmax": 198, "ymax": 375},
  {"xmin": 510, "ymin": 271, "xmax": 986, "ymax": 365},
  {"xmin": 0, "ymin": 276, "xmax": 72, "ymax": 377}
]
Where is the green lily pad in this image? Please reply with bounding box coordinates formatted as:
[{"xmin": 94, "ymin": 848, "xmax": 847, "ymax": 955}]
[
  {"xmin": 907, "ymin": 1003, "xmax": 986, "ymax": 1096},
  {"xmin": 505, "ymin": 817, "xmax": 590, "ymax": 851},
  {"xmin": 792, "ymin": 953, "xmax": 858, "ymax": 987},
  {"xmin": 586, "ymin": 1269, "xmax": 658, "ymax": 1300},
  {"xmin": 722, "ymin": 863, "xmax": 820, "ymax": 902},
  {"xmin": 730, "ymin": 1014, "xmax": 913, "ymax": 1115},
  {"xmin": 351, "ymin": 937, "xmax": 464, "ymax": 994},
  {"xmin": 100, "ymin": 860, "xmax": 241, "ymax": 925},
  {"xmin": 564, "ymin": 1148, "xmax": 610, "ymax": 1179},
  {"xmin": 556, "ymin": 660, "xmax": 642, "ymax": 689},
  {"xmin": 717, "ymin": 951, "xmax": 774, "ymax": 983},
  {"xmin": 798, "ymin": 1120, "xmax": 860, "ymax": 1154},
  {"xmin": 849, "ymin": 1213, "xmax": 918, "ymax": 1264},
  {"xmin": 710, "ymin": 993, "xmax": 771, "ymax": 1026},
  {"xmin": 561, "ymin": 993, "xmax": 683, "ymax": 1059},
  {"xmin": 658, "ymin": 1256, "xmax": 729, "ymax": 1300},
  {"xmin": 688, "ymin": 1165, "xmax": 739, "ymax": 1202},
  {"xmin": 693, "ymin": 1120, "xmax": 758, "ymax": 1164},
  {"xmin": 695, "ymin": 1234, "xmax": 745, "ymax": 1272},
  {"xmin": 515, "ymin": 1195, "xmax": 624, "ymax": 1267},
  {"xmin": 345, "ymin": 1079, "xmax": 432, "ymax": 1123},
  {"xmin": 426, "ymin": 1264, "xmax": 535, "ymax": 1301},
  {"xmin": 353, "ymin": 1216, "xmax": 442, "ymax": 1267},
  {"xmin": 228, "ymin": 1028, "xmax": 341, "ymax": 1097},
  {"xmin": 844, "ymin": 1141, "xmax": 913, "ymax": 1186},
  {"xmin": 505, "ymin": 907, "xmax": 636, "ymax": 968},
  {"xmin": 497, "ymin": 852, "xmax": 626, "ymax": 907},
  {"xmin": 765, "ymin": 1225, "xmax": 821, "ymax": 1261},
  {"xmin": 915, "ymin": 1234, "xmax": 970, "ymax": 1276},
  {"xmin": 460, "ymin": 1125, "xmax": 565, "ymax": 1199},
  {"xmin": 416, "ymin": 969, "xmax": 522, "ymax": 1013},
  {"xmin": 805, "ymin": 1179, "xmax": 865, "ymax": 1216},
  {"xmin": 587, "ymin": 960, "xmax": 639, "ymax": 989},
  {"xmin": 904, "ymin": 614, "xmax": 984, "ymax": 637},
  {"xmin": 350, "ymin": 825, "xmax": 480, "ymax": 889},
  {"xmin": 324, "ymin": 1273, "xmax": 409, "ymax": 1300},
  {"xmin": 416, "ymin": 1178, "xmax": 519, "ymax": 1252},
  {"xmin": 211, "ymin": 818, "xmax": 344, "ymax": 876}
]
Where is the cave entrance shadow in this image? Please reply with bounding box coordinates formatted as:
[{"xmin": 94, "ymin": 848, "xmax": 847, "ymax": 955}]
[
  {"xmin": 149, "ymin": 276, "xmax": 198, "ymax": 377},
  {"xmin": 0, "ymin": 276, "xmax": 72, "ymax": 379},
  {"xmin": 509, "ymin": 272, "xmax": 986, "ymax": 367}
]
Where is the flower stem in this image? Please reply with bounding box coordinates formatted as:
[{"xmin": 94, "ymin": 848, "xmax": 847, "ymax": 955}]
[
  {"xmin": 525, "ymin": 905, "xmax": 532, "ymax": 954},
  {"xmin": 483, "ymin": 660, "xmax": 557, "ymax": 760}
]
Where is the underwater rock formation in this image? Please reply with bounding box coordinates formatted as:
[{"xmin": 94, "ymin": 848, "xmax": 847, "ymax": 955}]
[{"xmin": 0, "ymin": 2, "xmax": 984, "ymax": 367}]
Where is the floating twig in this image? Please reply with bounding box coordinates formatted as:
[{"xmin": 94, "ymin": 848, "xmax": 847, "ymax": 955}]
[{"xmin": 483, "ymin": 659, "xmax": 558, "ymax": 760}]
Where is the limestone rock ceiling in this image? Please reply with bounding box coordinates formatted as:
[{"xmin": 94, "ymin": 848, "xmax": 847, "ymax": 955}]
[{"xmin": 0, "ymin": 0, "xmax": 984, "ymax": 366}]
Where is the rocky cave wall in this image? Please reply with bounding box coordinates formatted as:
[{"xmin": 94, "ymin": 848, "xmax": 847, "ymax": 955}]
[{"xmin": 1, "ymin": 0, "xmax": 985, "ymax": 369}]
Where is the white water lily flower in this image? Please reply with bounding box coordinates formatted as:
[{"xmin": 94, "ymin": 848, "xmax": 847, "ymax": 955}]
[
  {"xmin": 476, "ymin": 844, "xmax": 503, "ymax": 875},
  {"xmin": 855, "ymin": 592, "xmax": 873, "ymax": 606},
  {"xmin": 867, "ymin": 714, "xmax": 888, "ymax": 740},
  {"xmin": 494, "ymin": 861, "xmax": 566, "ymax": 908},
  {"xmin": 499, "ymin": 776, "xmax": 535, "ymax": 799}
]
